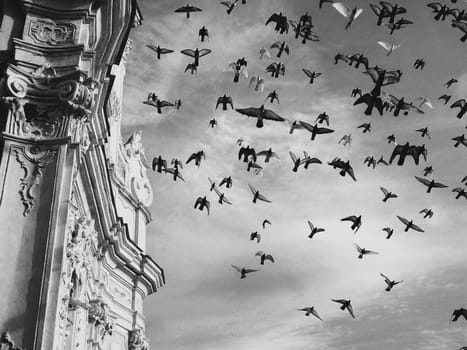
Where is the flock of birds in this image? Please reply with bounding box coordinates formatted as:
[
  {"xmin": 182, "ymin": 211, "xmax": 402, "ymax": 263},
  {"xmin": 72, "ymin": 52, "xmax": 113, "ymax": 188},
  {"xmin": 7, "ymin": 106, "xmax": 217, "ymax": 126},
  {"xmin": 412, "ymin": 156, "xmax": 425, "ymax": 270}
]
[{"xmin": 139, "ymin": 0, "xmax": 467, "ymax": 345}]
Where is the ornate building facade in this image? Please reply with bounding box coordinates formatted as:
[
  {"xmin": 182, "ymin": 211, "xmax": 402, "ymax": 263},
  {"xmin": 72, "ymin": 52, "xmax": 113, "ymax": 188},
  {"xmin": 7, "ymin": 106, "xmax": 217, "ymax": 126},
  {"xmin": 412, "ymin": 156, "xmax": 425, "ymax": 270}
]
[{"xmin": 0, "ymin": 1, "xmax": 164, "ymax": 349}]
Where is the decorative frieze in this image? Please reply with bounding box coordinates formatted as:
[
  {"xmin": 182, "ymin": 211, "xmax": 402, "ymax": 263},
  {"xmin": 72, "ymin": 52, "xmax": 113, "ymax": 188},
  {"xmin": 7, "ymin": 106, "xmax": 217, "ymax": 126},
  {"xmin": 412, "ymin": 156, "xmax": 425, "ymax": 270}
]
[{"xmin": 29, "ymin": 19, "xmax": 77, "ymax": 46}]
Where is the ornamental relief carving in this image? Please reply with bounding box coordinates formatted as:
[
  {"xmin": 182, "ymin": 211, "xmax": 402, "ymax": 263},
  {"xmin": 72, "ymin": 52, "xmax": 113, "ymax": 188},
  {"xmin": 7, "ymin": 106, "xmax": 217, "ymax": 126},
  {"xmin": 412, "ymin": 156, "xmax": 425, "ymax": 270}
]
[
  {"xmin": 0, "ymin": 332, "xmax": 23, "ymax": 350},
  {"xmin": 128, "ymin": 329, "xmax": 149, "ymax": 350},
  {"xmin": 29, "ymin": 19, "xmax": 76, "ymax": 46},
  {"xmin": 113, "ymin": 131, "xmax": 153, "ymax": 206},
  {"xmin": 13, "ymin": 145, "xmax": 57, "ymax": 216}
]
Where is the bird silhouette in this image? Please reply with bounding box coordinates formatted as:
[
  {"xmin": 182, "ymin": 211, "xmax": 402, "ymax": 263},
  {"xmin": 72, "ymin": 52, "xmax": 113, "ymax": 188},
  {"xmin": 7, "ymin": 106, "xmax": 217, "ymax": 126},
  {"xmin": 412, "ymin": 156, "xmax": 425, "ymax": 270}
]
[
  {"xmin": 194, "ymin": 196, "xmax": 210, "ymax": 215},
  {"xmin": 258, "ymin": 148, "xmax": 280, "ymax": 163},
  {"xmin": 378, "ymin": 41, "xmax": 400, "ymax": 55},
  {"xmin": 198, "ymin": 26, "xmax": 209, "ymax": 42},
  {"xmin": 181, "ymin": 48, "xmax": 211, "ymax": 66},
  {"xmin": 414, "ymin": 176, "xmax": 448, "ymax": 193},
  {"xmin": 332, "ymin": 299, "xmax": 355, "ymax": 318},
  {"xmin": 380, "ymin": 187, "xmax": 398, "ymax": 202},
  {"xmin": 255, "ymin": 251, "xmax": 275, "ymax": 265},
  {"xmin": 328, "ymin": 158, "xmax": 357, "ymax": 181},
  {"xmin": 451, "ymin": 308, "xmax": 467, "ymax": 321},
  {"xmin": 397, "ymin": 216, "xmax": 424, "ymax": 232},
  {"xmin": 250, "ymin": 231, "xmax": 261, "ymax": 243},
  {"xmin": 451, "ymin": 99, "xmax": 467, "ymax": 119},
  {"xmin": 248, "ymin": 184, "xmax": 271, "ymax": 203},
  {"xmin": 389, "ymin": 142, "xmax": 424, "ymax": 166},
  {"xmin": 452, "ymin": 135, "xmax": 467, "ymax": 148},
  {"xmin": 262, "ymin": 219, "xmax": 272, "ymax": 229},
  {"xmin": 354, "ymin": 243, "xmax": 379, "ymax": 259},
  {"xmin": 420, "ymin": 208, "xmax": 434, "ymax": 218},
  {"xmin": 297, "ymin": 307, "xmax": 323, "ymax": 321},
  {"xmin": 216, "ymin": 95, "xmax": 234, "ymax": 110},
  {"xmin": 300, "ymin": 121, "xmax": 335, "ymax": 140},
  {"xmin": 231, "ymin": 264, "xmax": 259, "ymax": 279},
  {"xmin": 220, "ymin": 0, "xmax": 239, "ymax": 14},
  {"xmin": 380, "ymin": 273, "xmax": 403, "ymax": 291},
  {"xmin": 265, "ymin": 12, "xmax": 289, "ymax": 34},
  {"xmin": 174, "ymin": 4, "xmax": 203, "ymax": 18},
  {"xmin": 308, "ymin": 221, "xmax": 325, "ymax": 239},
  {"xmin": 186, "ymin": 150, "xmax": 206, "ymax": 167},
  {"xmin": 332, "ymin": 2, "xmax": 364, "ymax": 30},
  {"xmin": 214, "ymin": 188, "xmax": 232, "ymax": 205},
  {"xmin": 219, "ymin": 176, "xmax": 233, "ymax": 188},
  {"xmin": 341, "ymin": 215, "xmax": 362, "ymax": 233},
  {"xmin": 271, "ymin": 41, "xmax": 290, "ymax": 57},
  {"xmin": 152, "ymin": 155, "xmax": 167, "ymax": 173},
  {"xmin": 239, "ymin": 145, "xmax": 256, "ymax": 163},
  {"xmin": 146, "ymin": 45, "xmax": 174, "ymax": 59},
  {"xmin": 382, "ymin": 227, "xmax": 394, "ymax": 239},
  {"xmin": 302, "ymin": 69, "xmax": 322, "ymax": 84},
  {"xmin": 235, "ymin": 105, "xmax": 285, "ymax": 128},
  {"xmin": 453, "ymin": 188, "xmax": 467, "ymax": 199}
]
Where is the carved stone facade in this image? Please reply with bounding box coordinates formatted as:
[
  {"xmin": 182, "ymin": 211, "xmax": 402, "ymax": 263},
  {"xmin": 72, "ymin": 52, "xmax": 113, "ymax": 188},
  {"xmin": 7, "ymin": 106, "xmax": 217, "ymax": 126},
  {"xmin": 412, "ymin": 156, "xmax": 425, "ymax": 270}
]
[{"xmin": 0, "ymin": 1, "xmax": 163, "ymax": 350}]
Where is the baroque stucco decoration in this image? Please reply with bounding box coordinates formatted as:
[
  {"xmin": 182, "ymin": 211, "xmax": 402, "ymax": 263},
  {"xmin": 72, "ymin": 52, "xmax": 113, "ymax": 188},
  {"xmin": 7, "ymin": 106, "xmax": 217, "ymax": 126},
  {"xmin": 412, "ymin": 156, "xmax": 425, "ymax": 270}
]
[
  {"xmin": 128, "ymin": 329, "xmax": 149, "ymax": 350},
  {"xmin": 29, "ymin": 19, "xmax": 77, "ymax": 46},
  {"xmin": 0, "ymin": 332, "xmax": 23, "ymax": 350}
]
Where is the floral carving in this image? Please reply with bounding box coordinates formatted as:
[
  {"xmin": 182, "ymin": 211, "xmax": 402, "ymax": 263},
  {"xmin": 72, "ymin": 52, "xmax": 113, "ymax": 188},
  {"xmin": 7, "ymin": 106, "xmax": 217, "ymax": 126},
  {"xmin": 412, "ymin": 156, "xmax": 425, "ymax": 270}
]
[
  {"xmin": 108, "ymin": 90, "xmax": 121, "ymax": 121},
  {"xmin": 14, "ymin": 145, "xmax": 57, "ymax": 216},
  {"xmin": 128, "ymin": 329, "xmax": 149, "ymax": 350},
  {"xmin": 29, "ymin": 19, "xmax": 76, "ymax": 45},
  {"xmin": 88, "ymin": 300, "xmax": 113, "ymax": 341},
  {"xmin": 0, "ymin": 332, "xmax": 23, "ymax": 350}
]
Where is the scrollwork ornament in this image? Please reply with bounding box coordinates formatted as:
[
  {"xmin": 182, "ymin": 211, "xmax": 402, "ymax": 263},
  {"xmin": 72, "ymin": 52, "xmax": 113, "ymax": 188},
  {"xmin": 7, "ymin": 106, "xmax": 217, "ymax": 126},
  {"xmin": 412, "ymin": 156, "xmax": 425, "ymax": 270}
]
[
  {"xmin": 29, "ymin": 19, "xmax": 76, "ymax": 46},
  {"xmin": 0, "ymin": 332, "xmax": 24, "ymax": 350},
  {"xmin": 128, "ymin": 329, "xmax": 149, "ymax": 350}
]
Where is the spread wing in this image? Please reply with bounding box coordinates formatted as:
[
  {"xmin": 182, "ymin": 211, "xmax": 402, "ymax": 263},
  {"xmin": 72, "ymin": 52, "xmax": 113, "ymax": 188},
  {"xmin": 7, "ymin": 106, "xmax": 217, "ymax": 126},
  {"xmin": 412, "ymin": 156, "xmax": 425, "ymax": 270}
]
[
  {"xmin": 332, "ymin": 2, "xmax": 352, "ymax": 17},
  {"xmin": 289, "ymin": 151, "xmax": 298, "ymax": 163},
  {"xmin": 248, "ymin": 184, "xmax": 257, "ymax": 195},
  {"xmin": 199, "ymin": 49, "xmax": 212, "ymax": 57},
  {"xmin": 271, "ymin": 41, "xmax": 282, "ymax": 49},
  {"xmin": 265, "ymin": 13, "xmax": 280, "ymax": 25},
  {"xmin": 244, "ymin": 268, "xmax": 259, "ymax": 274},
  {"xmin": 380, "ymin": 273, "xmax": 391, "ymax": 284},
  {"xmin": 378, "ymin": 41, "xmax": 392, "ymax": 51},
  {"xmin": 302, "ymin": 69, "xmax": 312, "ymax": 78},
  {"xmin": 315, "ymin": 126, "xmax": 334, "ymax": 135},
  {"xmin": 263, "ymin": 109, "xmax": 285, "ymax": 121},
  {"xmin": 397, "ymin": 215, "xmax": 409, "ymax": 226},
  {"xmin": 410, "ymin": 223, "xmax": 424, "ymax": 232},
  {"xmin": 257, "ymin": 193, "xmax": 272, "ymax": 203},
  {"xmin": 235, "ymin": 107, "xmax": 260, "ymax": 118},
  {"xmin": 451, "ymin": 99, "xmax": 466, "ymax": 109},
  {"xmin": 380, "ymin": 187, "xmax": 389, "ymax": 196},
  {"xmin": 159, "ymin": 48, "xmax": 174, "ymax": 54},
  {"xmin": 432, "ymin": 181, "xmax": 448, "ymax": 188},
  {"xmin": 427, "ymin": 2, "xmax": 443, "ymax": 12},
  {"xmin": 158, "ymin": 100, "xmax": 174, "ymax": 107},
  {"xmin": 415, "ymin": 176, "xmax": 431, "ymax": 187},
  {"xmin": 231, "ymin": 264, "xmax": 242, "ymax": 273},
  {"xmin": 180, "ymin": 49, "xmax": 196, "ymax": 57},
  {"xmin": 346, "ymin": 304, "xmax": 356, "ymax": 319}
]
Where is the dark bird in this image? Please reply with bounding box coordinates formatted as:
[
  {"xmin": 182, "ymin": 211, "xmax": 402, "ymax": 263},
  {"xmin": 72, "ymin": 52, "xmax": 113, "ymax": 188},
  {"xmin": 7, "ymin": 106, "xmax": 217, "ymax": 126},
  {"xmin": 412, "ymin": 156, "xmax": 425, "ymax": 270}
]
[
  {"xmin": 231, "ymin": 264, "xmax": 259, "ymax": 279},
  {"xmin": 220, "ymin": 0, "xmax": 238, "ymax": 14},
  {"xmin": 380, "ymin": 187, "xmax": 398, "ymax": 202},
  {"xmin": 271, "ymin": 41, "xmax": 290, "ymax": 57},
  {"xmin": 294, "ymin": 25, "xmax": 320, "ymax": 44},
  {"xmin": 257, "ymin": 148, "xmax": 280, "ymax": 163},
  {"xmin": 194, "ymin": 196, "xmax": 210, "ymax": 215},
  {"xmin": 184, "ymin": 63, "xmax": 198, "ymax": 75},
  {"xmin": 164, "ymin": 167, "xmax": 185, "ymax": 182},
  {"xmin": 266, "ymin": 90, "xmax": 280, "ymax": 104},
  {"xmin": 235, "ymin": 105, "xmax": 285, "ymax": 128},
  {"xmin": 351, "ymin": 88, "xmax": 362, "ymax": 97},
  {"xmin": 302, "ymin": 152, "xmax": 322, "ymax": 169},
  {"xmin": 214, "ymin": 188, "xmax": 232, "ymax": 205},
  {"xmin": 463, "ymin": 176, "xmax": 467, "ymax": 185},
  {"xmin": 332, "ymin": 299, "xmax": 355, "ymax": 318},
  {"xmin": 334, "ymin": 53, "xmax": 350, "ymax": 64},
  {"xmin": 385, "ymin": 17, "xmax": 413, "ymax": 35},
  {"xmin": 174, "ymin": 4, "xmax": 203, "ymax": 18},
  {"xmin": 414, "ymin": 58, "xmax": 426, "ymax": 70},
  {"xmin": 369, "ymin": 3, "xmax": 389, "ymax": 26},
  {"xmin": 265, "ymin": 12, "xmax": 289, "ymax": 34},
  {"xmin": 423, "ymin": 166, "xmax": 434, "ymax": 177},
  {"xmin": 289, "ymin": 151, "xmax": 304, "ymax": 172},
  {"xmin": 377, "ymin": 156, "xmax": 389, "ymax": 166},
  {"xmin": 208, "ymin": 118, "xmax": 217, "ymax": 128},
  {"xmin": 315, "ymin": 112, "xmax": 330, "ymax": 126},
  {"xmin": 379, "ymin": 1, "xmax": 407, "ymax": 23},
  {"xmin": 186, "ymin": 150, "xmax": 206, "ymax": 167},
  {"xmin": 216, "ymin": 94, "xmax": 234, "ymax": 110},
  {"xmin": 387, "ymin": 134, "xmax": 397, "ymax": 144},
  {"xmin": 397, "ymin": 216, "xmax": 424, "ymax": 232},
  {"xmin": 239, "ymin": 145, "xmax": 256, "ymax": 163},
  {"xmin": 171, "ymin": 158, "xmax": 183, "ymax": 169},
  {"xmin": 302, "ymin": 69, "xmax": 322, "ymax": 84},
  {"xmin": 248, "ymin": 184, "xmax": 271, "ymax": 204},
  {"xmin": 208, "ymin": 177, "xmax": 217, "ymax": 191},
  {"xmin": 255, "ymin": 251, "xmax": 275, "ymax": 265},
  {"xmin": 380, "ymin": 273, "xmax": 403, "ymax": 291},
  {"xmin": 250, "ymin": 231, "xmax": 261, "ymax": 243},
  {"xmin": 453, "ymin": 188, "xmax": 467, "ymax": 199},
  {"xmin": 152, "ymin": 155, "xmax": 167, "ymax": 173},
  {"xmin": 451, "ymin": 308, "xmax": 467, "ymax": 322},
  {"xmin": 387, "ymin": 95, "xmax": 424, "ymax": 116},
  {"xmin": 452, "ymin": 19, "xmax": 467, "ymax": 41},
  {"xmin": 287, "ymin": 120, "xmax": 305, "ymax": 134},
  {"xmin": 180, "ymin": 48, "xmax": 212, "ymax": 66},
  {"xmin": 452, "ymin": 134, "xmax": 467, "ymax": 148},
  {"xmin": 420, "ymin": 208, "xmax": 434, "ymax": 218},
  {"xmin": 416, "ymin": 127, "xmax": 431, "ymax": 139},
  {"xmin": 339, "ymin": 134, "xmax": 352, "ymax": 148},
  {"xmin": 224, "ymin": 61, "xmax": 248, "ymax": 83},
  {"xmin": 346, "ymin": 53, "xmax": 369, "ymax": 69},
  {"xmin": 427, "ymin": 2, "xmax": 451, "ymax": 21},
  {"xmin": 328, "ymin": 157, "xmax": 357, "ymax": 181},
  {"xmin": 341, "ymin": 215, "xmax": 362, "ymax": 233},
  {"xmin": 448, "ymin": 7, "xmax": 467, "ymax": 21},
  {"xmin": 364, "ymin": 156, "xmax": 377, "ymax": 169},
  {"xmin": 354, "ymin": 243, "xmax": 379, "ymax": 259},
  {"xmin": 358, "ymin": 122, "xmax": 372, "ymax": 133},
  {"xmin": 143, "ymin": 98, "xmax": 174, "ymax": 114},
  {"xmin": 247, "ymin": 160, "xmax": 263, "ymax": 174},
  {"xmin": 308, "ymin": 221, "xmax": 325, "ymax": 239},
  {"xmin": 266, "ymin": 62, "xmax": 286, "ymax": 78},
  {"xmin": 451, "ymin": 99, "xmax": 467, "ymax": 119},
  {"xmin": 262, "ymin": 219, "xmax": 272, "ymax": 229},
  {"xmin": 414, "ymin": 176, "xmax": 448, "ymax": 193},
  {"xmin": 382, "ymin": 227, "xmax": 394, "ymax": 239},
  {"xmin": 297, "ymin": 307, "xmax": 323, "ymax": 321},
  {"xmin": 389, "ymin": 142, "xmax": 424, "ymax": 166},
  {"xmin": 439, "ymin": 94, "xmax": 452, "ymax": 105},
  {"xmin": 445, "ymin": 78, "xmax": 458, "ymax": 88},
  {"xmin": 174, "ymin": 99, "xmax": 182, "ymax": 109},
  {"xmin": 146, "ymin": 45, "xmax": 174, "ymax": 59},
  {"xmin": 219, "ymin": 176, "xmax": 233, "ymax": 188},
  {"xmin": 198, "ymin": 26, "xmax": 209, "ymax": 42},
  {"xmin": 299, "ymin": 121, "xmax": 335, "ymax": 140}
]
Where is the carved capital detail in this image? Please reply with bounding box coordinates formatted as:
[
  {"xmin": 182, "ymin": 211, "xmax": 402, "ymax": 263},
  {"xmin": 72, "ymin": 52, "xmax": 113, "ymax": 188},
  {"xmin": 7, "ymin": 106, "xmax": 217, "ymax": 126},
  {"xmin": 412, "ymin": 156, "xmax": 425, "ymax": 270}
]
[
  {"xmin": 29, "ymin": 19, "xmax": 77, "ymax": 46},
  {"xmin": 88, "ymin": 299, "xmax": 113, "ymax": 341},
  {"xmin": 128, "ymin": 329, "xmax": 149, "ymax": 350},
  {"xmin": 13, "ymin": 145, "xmax": 58, "ymax": 216},
  {"xmin": 0, "ymin": 332, "xmax": 23, "ymax": 350}
]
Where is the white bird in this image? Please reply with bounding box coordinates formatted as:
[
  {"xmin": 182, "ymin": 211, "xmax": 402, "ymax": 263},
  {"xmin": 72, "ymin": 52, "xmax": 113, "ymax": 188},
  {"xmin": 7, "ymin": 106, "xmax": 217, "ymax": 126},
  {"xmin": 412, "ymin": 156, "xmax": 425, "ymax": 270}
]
[
  {"xmin": 259, "ymin": 47, "xmax": 271, "ymax": 59},
  {"xmin": 378, "ymin": 41, "xmax": 400, "ymax": 56},
  {"xmin": 413, "ymin": 97, "xmax": 434, "ymax": 109},
  {"xmin": 332, "ymin": 2, "xmax": 364, "ymax": 30},
  {"xmin": 249, "ymin": 76, "xmax": 265, "ymax": 92}
]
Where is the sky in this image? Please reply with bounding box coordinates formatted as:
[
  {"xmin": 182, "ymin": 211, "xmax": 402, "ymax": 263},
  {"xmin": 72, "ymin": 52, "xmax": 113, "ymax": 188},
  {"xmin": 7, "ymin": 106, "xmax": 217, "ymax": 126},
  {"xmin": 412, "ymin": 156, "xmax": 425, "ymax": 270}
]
[{"xmin": 121, "ymin": 1, "xmax": 467, "ymax": 349}]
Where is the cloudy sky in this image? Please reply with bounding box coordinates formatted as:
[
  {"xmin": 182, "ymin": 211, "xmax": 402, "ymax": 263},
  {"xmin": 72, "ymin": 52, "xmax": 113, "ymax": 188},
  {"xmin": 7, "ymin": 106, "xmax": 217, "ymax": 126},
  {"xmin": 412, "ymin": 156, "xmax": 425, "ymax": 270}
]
[{"xmin": 121, "ymin": 0, "xmax": 467, "ymax": 349}]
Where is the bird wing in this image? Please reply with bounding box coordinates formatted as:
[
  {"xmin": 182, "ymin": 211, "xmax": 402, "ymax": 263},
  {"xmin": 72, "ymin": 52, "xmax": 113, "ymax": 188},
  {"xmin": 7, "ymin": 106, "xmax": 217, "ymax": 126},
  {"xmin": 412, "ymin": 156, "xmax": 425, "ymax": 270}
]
[
  {"xmin": 158, "ymin": 100, "xmax": 174, "ymax": 107},
  {"xmin": 208, "ymin": 177, "xmax": 216, "ymax": 186},
  {"xmin": 263, "ymin": 109, "xmax": 285, "ymax": 122},
  {"xmin": 302, "ymin": 69, "xmax": 312, "ymax": 78},
  {"xmin": 265, "ymin": 13, "xmax": 280, "ymax": 25},
  {"xmin": 180, "ymin": 49, "xmax": 196, "ymax": 57},
  {"xmin": 257, "ymin": 193, "xmax": 272, "ymax": 203},
  {"xmin": 432, "ymin": 181, "xmax": 448, "ymax": 188},
  {"xmin": 342, "ymin": 215, "xmax": 357, "ymax": 222},
  {"xmin": 380, "ymin": 187, "xmax": 389, "ymax": 196},
  {"xmin": 198, "ymin": 49, "xmax": 212, "ymax": 57},
  {"xmin": 451, "ymin": 99, "xmax": 466, "ymax": 109},
  {"xmin": 346, "ymin": 166, "xmax": 357, "ymax": 181},
  {"xmin": 255, "ymin": 250, "xmax": 264, "ymax": 257},
  {"xmin": 354, "ymin": 243, "xmax": 363, "ymax": 253},
  {"xmin": 315, "ymin": 127, "xmax": 334, "ymax": 135},
  {"xmin": 231, "ymin": 264, "xmax": 242, "ymax": 273},
  {"xmin": 248, "ymin": 184, "xmax": 257, "ymax": 195},
  {"xmin": 332, "ymin": 2, "xmax": 352, "ymax": 17},
  {"xmin": 214, "ymin": 187, "xmax": 222, "ymax": 197},
  {"xmin": 410, "ymin": 223, "xmax": 424, "ymax": 232},
  {"xmin": 332, "ymin": 299, "xmax": 346, "ymax": 304},
  {"xmin": 426, "ymin": 2, "xmax": 443, "ymax": 12},
  {"xmin": 299, "ymin": 120, "xmax": 315, "ymax": 132},
  {"xmin": 415, "ymin": 176, "xmax": 431, "ymax": 187},
  {"xmin": 307, "ymin": 221, "xmax": 314, "ymax": 230},
  {"xmin": 397, "ymin": 216, "xmax": 409, "ymax": 225},
  {"xmin": 310, "ymin": 308, "xmax": 323, "ymax": 321},
  {"xmin": 265, "ymin": 255, "xmax": 275, "ymax": 263},
  {"xmin": 346, "ymin": 304, "xmax": 356, "ymax": 319},
  {"xmin": 186, "ymin": 153, "xmax": 196, "ymax": 164},
  {"xmin": 244, "ymin": 268, "xmax": 259, "ymax": 274},
  {"xmin": 369, "ymin": 3, "xmax": 383, "ymax": 15},
  {"xmin": 271, "ymin": 41, "xmax": 282, "ymax": 49},
  {"xmin": 223, "ymin": 196, "xmax": 232, "ymax": 205},
  {"xmin": 380, "ymin": 273, "xmax": 391, "ymax": 284},
  {"xmin": 159, "ymin": 48, "xmax": 174, "ymax": 54},
  {"xmin": 354, "ymin": 8, "xmax": 364, "ymax": 19},
  {"xmin": 235, "ymin": 107, "xmax": 260, "ymax": 118},
  {"xmin": 289, "ymin": 151, "xmax": 298, "ymax": 163},
  {"xmin": 378, "ymin": 41, "xmax": 392, "ymax": 51}
]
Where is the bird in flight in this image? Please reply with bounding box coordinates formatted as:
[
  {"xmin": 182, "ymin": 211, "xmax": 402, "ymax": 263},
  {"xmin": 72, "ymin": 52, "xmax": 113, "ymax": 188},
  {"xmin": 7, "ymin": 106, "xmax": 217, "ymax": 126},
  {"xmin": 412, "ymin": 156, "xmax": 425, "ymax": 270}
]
[
  {"xmin": 332, "ymin": 299, "xmax": 355, "ymax": 318},
  {"xmin": 419, "ymin": 208, "xmax": 434, "ymax": 219},
  {"xmin": 231, "ymin": 265, "xmax": 259, "ymax": 279},
  {"xmin": 308, "ymin": 221, "xmax": 325, "ymax": 239},
  {"xmin": 174, "ymin": 4, "xmax": 203, "ymax": 18},
  {"xmin": 255, "ymin": 251, "xmax": 275, "ymax": 265},
  {"xmin": 341, "ymin": 215, "xmax": 362, "ymax": 233},
  {"xmin": 248, "ymin": 184, "xmax": 271, "ymax": 203},
  {"xmin": 332, "ymin": 2, "xmax": 364, "ymax": 30},
  {"xmin": 262, "ymin": 219, "xmax": 272, "ymax": 229},
  {"xmin": 414, "ymin": 176, "xmax": 449, "ymax": 193},
  {"xmin": 380, "ymin": 273, "xmax": 403, "ymax": 292},
  {"xmin": 235, "ymin": 105, "xmax": 285, "ymax": 128},
  {"xmin": 382, "ymin": 227, "xmax": 394, "ymax": 239},
  {"xmin": 451, "ymin": 307, "xmax": 467, "ymax": 322},
  {"xmin": 297, "ymin": 307, "xmax": 323, "ymax": 321},
  {"xmin": 194, "ymin": 196, "xmax": 210, "ymax": 215},
  {"xmin": 354, "ymin": 243, "xmax": 379, "ymax": 259},
  {"xmin": 397, "ymin": 216, "xmax": 424, "ymax": 232},
  {"xmin": 250, "ymin": 231, "xmax": 261, "ymax": 243}
]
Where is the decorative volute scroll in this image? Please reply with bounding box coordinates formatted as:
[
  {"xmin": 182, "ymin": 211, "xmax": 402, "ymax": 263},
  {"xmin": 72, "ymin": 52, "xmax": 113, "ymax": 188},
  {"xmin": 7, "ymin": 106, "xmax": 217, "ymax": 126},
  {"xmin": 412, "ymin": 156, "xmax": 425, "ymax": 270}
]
[
  {"xmin": 128, "ymin": 329, "xmax": 149, "ymax": 350},
  {"xmin": 113, "ymin": 131, "xmax": 153, "ymax": 207},
  {"xmin": 0, "ymin": 332, "xmax": 23, "ymax": 350},
  {"xmin": 28, "ymin": 19, "xmax": 77, "ymax": 46},
  {"xmin": 88, "ymin": 299, "xmax": 113, "ymax": 342}
]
